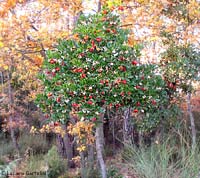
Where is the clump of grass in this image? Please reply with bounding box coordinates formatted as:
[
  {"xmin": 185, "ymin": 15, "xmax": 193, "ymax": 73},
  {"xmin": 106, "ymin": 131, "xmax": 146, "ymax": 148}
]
[
  {"xmin": 123, "ymin": 133, "xmax": 200, "ymax": 178},
  {"xmin": 18, "ymin": 133, "xmax": 53, "ymax": 155},
  {"xmin": 23, "ymin": 154, "xmax": 47, "ymax": 178},
  {"xmin": 0, "ymin": 140, "xmax": 15, "ymax": 158}
]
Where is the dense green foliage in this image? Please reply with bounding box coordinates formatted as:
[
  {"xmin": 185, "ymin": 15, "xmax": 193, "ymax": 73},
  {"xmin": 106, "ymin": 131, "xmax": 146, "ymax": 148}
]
[{"xmin": 36, "ymin": 8, "xmax": 176, "ymax": 132}]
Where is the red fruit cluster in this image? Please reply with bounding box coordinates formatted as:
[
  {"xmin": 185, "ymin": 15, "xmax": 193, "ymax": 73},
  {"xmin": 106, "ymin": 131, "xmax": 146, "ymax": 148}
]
[
  {"xmin": 49, "ymin": 58, "xmax": 57, "ymax": 64},
  {"xmin": 167, "ymin": 81, "xmax": 176, "ymax": 90},
  {"xmin": 73, "ymin": 68, "xmax": 83, "ymax": 73},
  {"xmin": 119, "ymin": 66, "xmax": 126, "ymax": 72},
  {"xmin": 89, "ymin": 47, "xmax": 95, "ymax": 52},
  {"xmin": 118, "ymin": 6, "xmax": 124, "ymax": 11},
  {"xmin": 72, "ymin": 103, "xmax": 79, "ymax": 108}
]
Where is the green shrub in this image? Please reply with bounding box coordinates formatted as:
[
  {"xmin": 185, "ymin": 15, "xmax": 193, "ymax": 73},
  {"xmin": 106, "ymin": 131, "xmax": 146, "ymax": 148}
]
[{"xmin": 44, "ymin": 145, "xmax": 67, "ymax": 178}]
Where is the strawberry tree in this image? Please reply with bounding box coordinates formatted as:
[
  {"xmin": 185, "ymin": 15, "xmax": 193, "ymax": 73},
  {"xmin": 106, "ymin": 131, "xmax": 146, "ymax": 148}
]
[
  {"xmin": 36, "ymin": 8, "xmax": 173, "ymax": 133},
  {"xmin": 35, "ymin": 7, "xmax": 177, "ymax": 177}
]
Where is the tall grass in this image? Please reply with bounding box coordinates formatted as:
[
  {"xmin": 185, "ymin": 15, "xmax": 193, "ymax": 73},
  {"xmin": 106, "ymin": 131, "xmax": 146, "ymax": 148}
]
[{"xmin": 123, "ymin": 127, "xmax": 200, "ymax": 178}]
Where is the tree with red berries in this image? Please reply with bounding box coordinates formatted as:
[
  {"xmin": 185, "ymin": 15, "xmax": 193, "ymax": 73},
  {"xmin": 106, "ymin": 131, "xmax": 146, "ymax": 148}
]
[{"xmin": 36, "ymin": 7, "xmax": 174, "ymax": 177}]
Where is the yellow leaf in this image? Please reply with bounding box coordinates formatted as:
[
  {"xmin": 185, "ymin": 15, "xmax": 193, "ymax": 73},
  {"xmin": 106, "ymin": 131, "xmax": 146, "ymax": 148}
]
[
  {"xmin": 3, "ymin": 65, "xmax": 8, "ymax": 70},
  {"xmin": 0, "ymin": 41, "xmax": 4, "ymax": 48}
]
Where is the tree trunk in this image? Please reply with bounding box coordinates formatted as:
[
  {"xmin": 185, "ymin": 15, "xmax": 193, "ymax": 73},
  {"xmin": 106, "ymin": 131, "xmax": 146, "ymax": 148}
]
[
  {"xmin": 95, "ymin": 113, "xmax": 107, "ymax": 178},
  {"xmin": 80, "ymin": 151, "xmax": 86, "ymax": 178},
  {"xmin": 123, "ymin": 107, "xmax": 132, "ymax": 143},
  {"xmin": 56, "ymin": 134, "xmax": 66, "ymax": 157},
  {"xmin": 7, "ymin": 71, "xmax": 20, "ymax": 156},
  {"xmin": 97, "ymin": 0, "xmax": 102, "ymax": 12},
  {"xmin": 62, "ymin": 124, "xmax": 75, "ymax": 168},
  {"xmin": 187, "ymin": 92, "xmax": 196, "ymax": 149},
  {"xmin": 88, "ymin": 144, "xmax": 94, "ymax": 168}
]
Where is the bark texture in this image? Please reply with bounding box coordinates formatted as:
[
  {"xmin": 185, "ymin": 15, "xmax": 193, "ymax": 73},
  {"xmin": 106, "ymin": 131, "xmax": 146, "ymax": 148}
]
[{"xmin": 187, "ymin": 92, "xmax": 196, "ymax": 148}]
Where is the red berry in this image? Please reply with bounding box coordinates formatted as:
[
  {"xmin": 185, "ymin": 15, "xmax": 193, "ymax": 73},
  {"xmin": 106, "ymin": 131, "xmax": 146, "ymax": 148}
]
[
  {"xmin": 121, "ymin": 80, "xmax": 127, "ymax": 84},
  {"xmin": 56, "ymin": 97, "xmax": 61, "ymax": 103},
  {"xmin": 91, "ymin": 117, "xmax": 97, "ymax": 122},
  {"xmin": 89, "ymin": 95, "xmax": 93, "ymax": 99},
  {"xmin": 118, "ymin": 6, "xmax": 124, "ymax": 11},
  {"xmin": 87, "ymin": 101, "xmax": 93, "ymax": 105},
  {"xmin": 55, "ymin": 67, "xmax": 60, "ymax": 72},
  {"xmin": 151, "ymin": 100, "xmax": 157, "ymax": 105},
  {"xmin": 119, "ymin": 66, "xmax": 126, "ymax": 72},
  {"xmin": 100, "ymin": 80, "xmax": 104, "ymax": 84},
  {"xmin": 102, "ymin": 10, "xmax": 108, "ymax": 15},
  {"xmin": 115, "ymin": 103, "xmax": 121, "ymax": 108},
  {"xmin": 49, "ymin": 59, "xmax": 56, "ymax": 64},
  {"xmin": 136, "ymin": 102, "xmax": 140, "ymax": 106},
  {"xmin": 54, "ymin": 122, "xmax": 60, "ymax": 127},
  {"xmin": 101, "ymin": 100, "xmax": 106, "ymax": 103},
  {"xmin": 52, "ymin": 72, "xmax": 56, "ymax": 77},
  {"xmin": 72, "ymin": 103, "xmax": 79, "ymax": 108},
  {"xmin": 96, "ymin": 37, "xmax": 102, "ymax": 42},
  {"xmin": 89, "ymin": 47, "xmax": 95, "ymax": 52},
  {"xmin": 119, "ymin": 56, "xmax": 125, "ymax": 61},
  {"xmin": 136, "ymin": 85, "xmax": 140, "ymax": 89},
  {"xmin": 133, "ymin": 109, "xmax": 138, "ymax": 113},
  {"xmin": 81, "ymin": 73, "xmax": 86, "ymax": 79},
  {"xmin": 106, "ymin": 29, "xmax": 111, "ymax": 33},
  {"xmin": 127, "ymin": 91, "xmax": 131, "ymax": 95},
  {"xmin": 46, "ymin": 70, "xmax": 51, "ymax": 75},
  {"xmin": 132, "ymin": 60, "xmax": 138, "ymax": 65},
  {"xmin": 79, "ymin": 53, "xmax": 85, "ymax": 58}
]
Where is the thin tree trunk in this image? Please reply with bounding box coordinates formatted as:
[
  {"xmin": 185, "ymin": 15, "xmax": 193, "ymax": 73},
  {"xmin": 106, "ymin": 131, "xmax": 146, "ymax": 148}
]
[
  {"xmin": 187, "ymin": 92, "xmax": 196, "ymax": 149},
  {"xmin": 97, "ymin": 0, "xmax": 102, "ymax": 12},
  {"xmin": 56, "ymin": 134, "xmax": 66, "ymax": 157},
  {"xmin": 80, "ymin": 151, "xmax": 86, "ymax": 178},
  {"xmin": 62, "ymin": 124, "xmax": 74, "ymax": 168},
  {"xmin": 123, "ymin": 107, "xmax": 132, "ymax": 143},
  {"xmin": 96, "ymin": 113, "xmax": 107, "ymax": 178},
  {"xmin": 7, "ymin": 71, "xmax": 20, "ymax": 155},
  {"xmin": 88, "ymin": 144, "xmax": 94, "ymax": 168}
]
